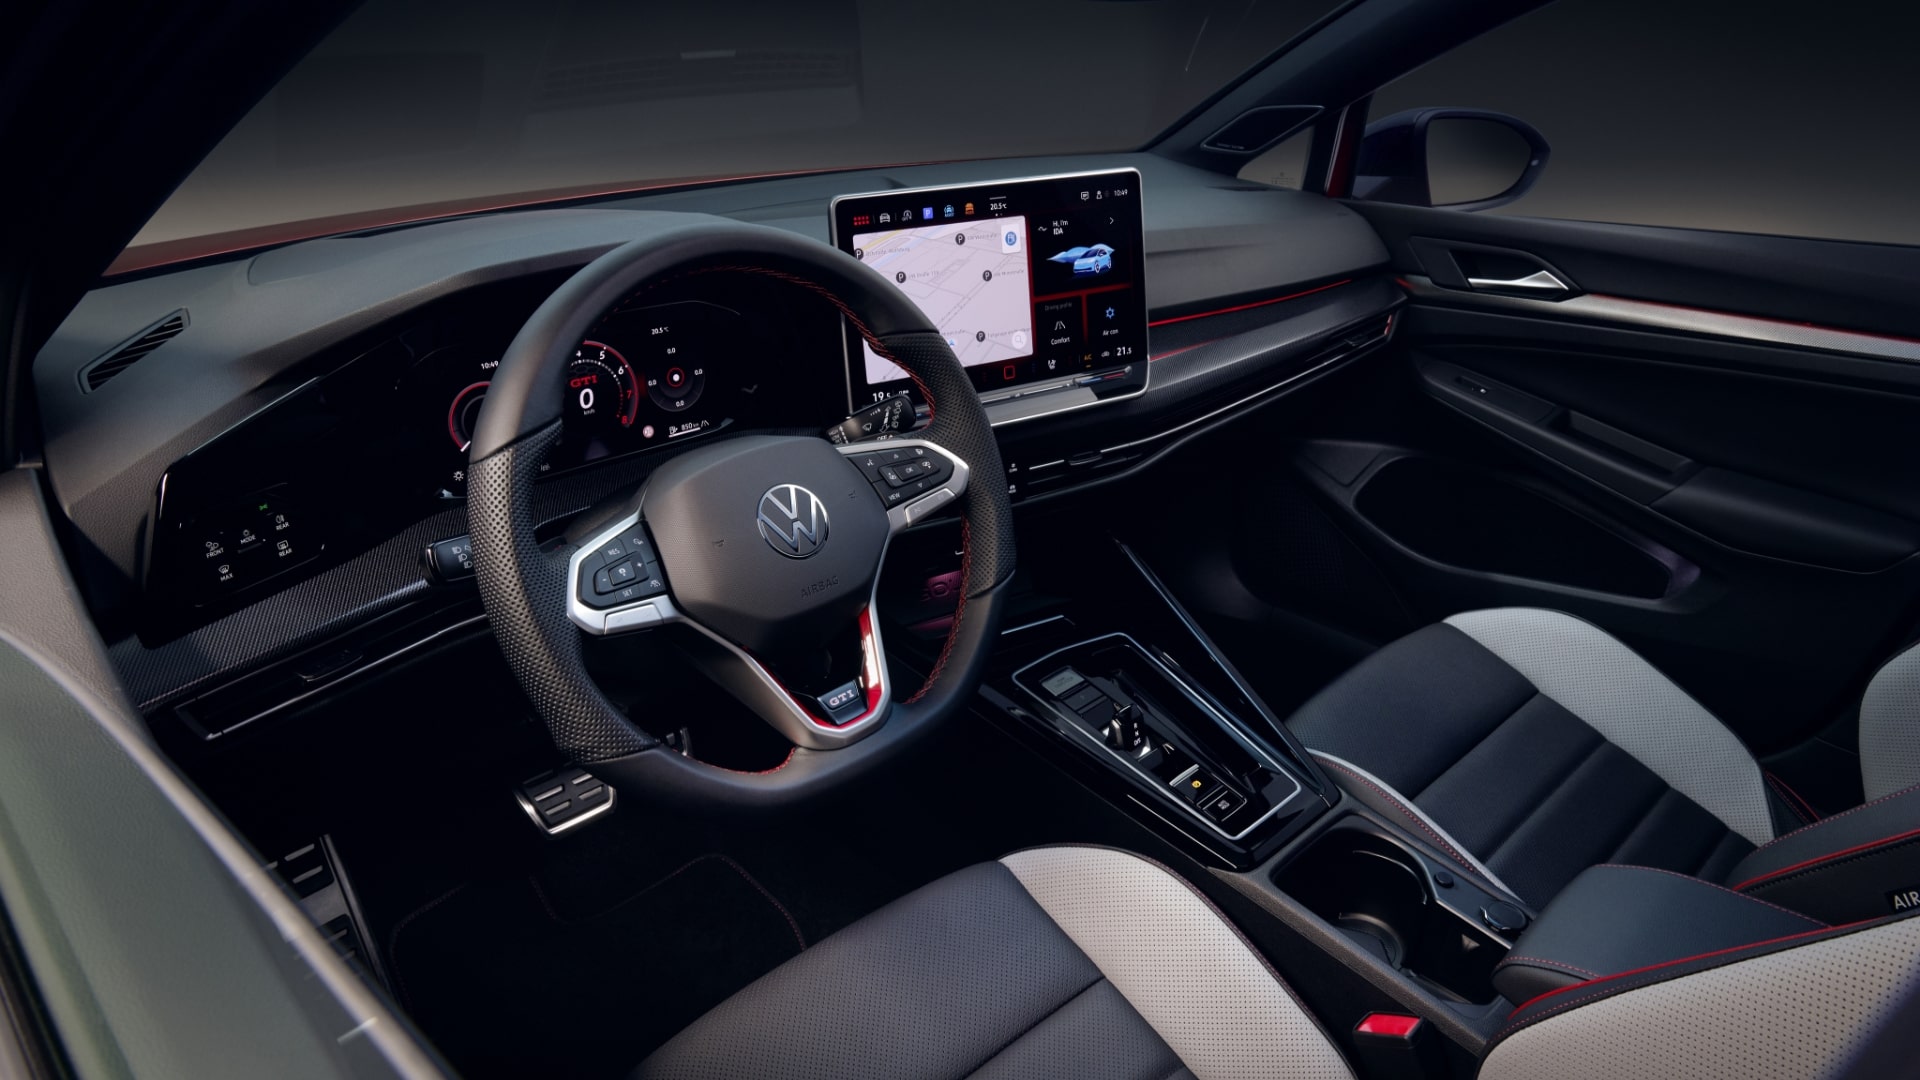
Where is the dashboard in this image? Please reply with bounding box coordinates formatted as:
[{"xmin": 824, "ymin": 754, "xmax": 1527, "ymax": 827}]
[
  {"xmin": 141, "ymin": 270, "xmax": 847, "ymax": 626},
  {"xmin": 32, "ymin": 151, "xmax": 1398, "ymax": 707}
]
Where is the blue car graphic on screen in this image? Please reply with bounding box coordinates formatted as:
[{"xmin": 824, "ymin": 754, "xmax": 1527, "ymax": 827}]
[{"xmin": 1048, "ymin": 243, "xmax": 1115, "ymax": 275}]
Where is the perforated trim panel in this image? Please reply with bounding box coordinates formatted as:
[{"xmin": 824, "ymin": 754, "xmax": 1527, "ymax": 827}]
[
  {"xmin": 467, "ymin": 423, "xmax": 654, "ymax": 761},
  {"xmin": 1000, "ymin": 847, "xmax": 1353, "ymax": 1080},
  {"xmin": 1478, "ymin": 914, "xmax": 1920, "ymax": 1080},
  {"xmin": 1446, "ymin": 609, "xmax": 1773, "ymax": 846},
  {"xmin": 1860, "ymin": 642, "xmax": 1920, "ymax": 801}
]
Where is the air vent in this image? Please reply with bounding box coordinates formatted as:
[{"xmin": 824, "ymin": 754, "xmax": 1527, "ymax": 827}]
[{"xmin": 83, "ymin": 310, "xmax": 187, "ymax": 392}]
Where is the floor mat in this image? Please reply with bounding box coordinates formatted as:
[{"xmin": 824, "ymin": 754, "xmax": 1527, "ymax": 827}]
[{"xmin": 390, "ymin": 853, "xmax": 807, "ymax": 1079}]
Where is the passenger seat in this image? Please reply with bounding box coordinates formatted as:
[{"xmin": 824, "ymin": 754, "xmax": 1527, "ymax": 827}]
[{"xmin": 1284, "ymin": 607, "xmax": 1920, "ymax": 919}]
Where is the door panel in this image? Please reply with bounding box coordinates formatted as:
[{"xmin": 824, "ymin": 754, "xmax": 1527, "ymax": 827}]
[
  {"xmin": 1283, "ymin": 203, "xmax": 1920, "ymax": 766},
  {"xmin": 1410, "ymin": 338, "xmax": 1920, "ymax": 571}
]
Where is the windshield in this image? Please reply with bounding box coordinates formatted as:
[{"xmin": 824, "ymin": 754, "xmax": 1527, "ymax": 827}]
[{"xmin": 134, "ymin": 0, "xmax": 1335, "ymax": 250}]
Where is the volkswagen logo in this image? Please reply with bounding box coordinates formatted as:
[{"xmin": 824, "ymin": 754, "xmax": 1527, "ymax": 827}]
[{"xmin": 756, "ymin": 484, "xmax": 830, "ymax": 558}]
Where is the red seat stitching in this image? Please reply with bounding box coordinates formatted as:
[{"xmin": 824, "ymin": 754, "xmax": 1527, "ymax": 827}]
[
  {"xmin": 1493, "ymin": 955, "xmax": 1604, "ymax": 980},
  {"xmin": 1754, "ymin": 781, "xmax": 1920, "ymax": 850},
  {"xmin": 1764, "ymin": 771, "xmax": 1820, "ymax": 825},
  {"xmin": 1590, "ymin": 864, "xmax": 1824, "ymax": 925},
  {"xmin": 1732, "ymin": 829, "xmax": 1920, "ymax": 893}
]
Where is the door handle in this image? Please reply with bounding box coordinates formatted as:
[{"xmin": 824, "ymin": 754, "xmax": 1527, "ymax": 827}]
[
  {"xmin": 1465, "ymin": 269, "xmax": 1569, "ymax": 293},
  {"xmin": 1407, "ymin": 238, "xmax": 1579, "ymax": 299}
]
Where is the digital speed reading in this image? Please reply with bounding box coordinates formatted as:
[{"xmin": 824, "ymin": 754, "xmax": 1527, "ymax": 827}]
[{"xmin": 567, "ymin": 340, "xmax": 640, "ymax": 433}]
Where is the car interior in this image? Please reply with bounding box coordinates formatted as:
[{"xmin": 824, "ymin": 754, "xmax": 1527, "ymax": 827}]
[{"xmin": 3, "ymin": 1, "xmax": 1920, "ymax": 1078}]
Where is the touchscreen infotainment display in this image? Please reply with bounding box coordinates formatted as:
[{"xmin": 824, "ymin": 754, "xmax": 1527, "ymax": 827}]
[{"xmin": 830, "ymin": 168, "xmax": 1147, "ymax": 412}]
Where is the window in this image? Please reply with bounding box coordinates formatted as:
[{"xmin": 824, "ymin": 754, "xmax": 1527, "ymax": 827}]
[
  {"xmin": 136, "ymin": 0, "xmax": 1337, "ymax": 249},
  {"xmin": 1369, "ymin": 0, "xmax": 1920, "ymax": 245}
]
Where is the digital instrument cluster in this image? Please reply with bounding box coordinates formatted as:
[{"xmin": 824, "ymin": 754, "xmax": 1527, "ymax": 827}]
[{"xmin": 400, "ymin": 299, "xmax": 755, "ymax": 492}]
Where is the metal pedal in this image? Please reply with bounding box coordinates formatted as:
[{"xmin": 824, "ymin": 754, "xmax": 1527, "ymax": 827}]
[{"xmin": 516, "ymin": 766, "xmax": 615, "ymax": 836}]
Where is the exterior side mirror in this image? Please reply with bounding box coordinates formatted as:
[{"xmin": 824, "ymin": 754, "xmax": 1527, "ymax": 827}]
[{"xmin": 1352, "ymin": 108, "xmax": 1549, "ymax": 211}]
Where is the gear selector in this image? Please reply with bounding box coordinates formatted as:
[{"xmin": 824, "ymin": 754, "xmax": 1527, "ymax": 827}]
[{"xmin": 1018, "ymin": 635, "xmax": 1312, "ymax": 843}]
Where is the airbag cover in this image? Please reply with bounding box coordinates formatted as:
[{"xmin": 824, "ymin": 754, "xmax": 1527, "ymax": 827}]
[{"xmin": 641, "ymin": 435, "xmax": 886, "ymax": 657}]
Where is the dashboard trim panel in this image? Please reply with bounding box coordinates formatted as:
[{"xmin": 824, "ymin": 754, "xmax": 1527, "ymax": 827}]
[{"xmin": 1399, "ymin": 273, "xmax": 1920, "ymax": 365}]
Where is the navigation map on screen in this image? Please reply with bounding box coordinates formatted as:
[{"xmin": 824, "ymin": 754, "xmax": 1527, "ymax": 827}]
[
  {"xmin": 832, "ymin": 169, "xmax": 1147, "ymax": 407},
  {"xmin": 850, "ymin": 215, "xmax": 1031, "ymax": 385}
]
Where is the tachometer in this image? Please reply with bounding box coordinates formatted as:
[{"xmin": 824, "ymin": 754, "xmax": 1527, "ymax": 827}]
[{"xmin": 568, "ymin": 340, "xmax": 640, "ymax": 432}]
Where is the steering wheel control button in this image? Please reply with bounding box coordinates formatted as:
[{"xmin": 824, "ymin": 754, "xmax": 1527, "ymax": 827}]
[
  {"xmin": 609, "ymin": 560, "xmax": 638, "ymax": 585},
  {"xmin": 605, "ymin": 603, "xmax": 664, "ymax": 632},
  {"xmin": 620, "ymin": 530, "xmax": 657, "ymax": 563},
  {"xmin": 869, "ymin": 451, "xmax": 959, "ymax": 522},
  {"xmin": 425, "ymin": 535, "xmax": 477, "ymax": 583},
  {"xmin": 515, "ymin": 767, "xmax": 615, "ymax": 836},
  {"xmin": 903, "ymin": 487, "xmax": 957, "ymax": 525}
]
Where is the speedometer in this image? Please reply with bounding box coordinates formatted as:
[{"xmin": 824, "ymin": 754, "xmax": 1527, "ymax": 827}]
[{"xmin": 567, "ymin": 340, "xmax": 640, "ymax": 432}]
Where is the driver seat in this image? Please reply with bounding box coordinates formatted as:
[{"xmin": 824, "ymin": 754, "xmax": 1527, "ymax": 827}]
[{"xmin": 631, "ymin": 846, "xmax": 1920, "ymax": 1079}]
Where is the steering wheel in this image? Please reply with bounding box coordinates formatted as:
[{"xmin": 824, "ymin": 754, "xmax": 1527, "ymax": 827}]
[{"xmin": 464, "ymin": 217, "xmax": 1015, "ymax": 807}]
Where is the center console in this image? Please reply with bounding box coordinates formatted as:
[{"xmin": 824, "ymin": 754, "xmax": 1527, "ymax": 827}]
[
  {"xmin": 827, "ymin": 166, "xmax": 1514, "ymax": 1056},
  {"xmin": 953, "ymin": 534, "xmax": 1540, "ymax": 1056},
  {"xmin": 1016, "ymin": 634, "xmax": 1308, "ymax": 843}
]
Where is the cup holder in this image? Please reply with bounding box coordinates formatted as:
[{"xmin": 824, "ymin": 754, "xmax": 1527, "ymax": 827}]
[{"xmin": 1274, "ymin": 826, "xmax": 1507, "ymax": 1004}]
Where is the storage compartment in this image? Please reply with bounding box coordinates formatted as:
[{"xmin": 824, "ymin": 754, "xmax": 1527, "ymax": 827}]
[
  {"xmin": 1354, "ymin": 455, "xmax": 1674, "ymax": 598},
  {"xmin": 1274, "ymin": 825, "xmax": 1506, "ymax": 1004}
]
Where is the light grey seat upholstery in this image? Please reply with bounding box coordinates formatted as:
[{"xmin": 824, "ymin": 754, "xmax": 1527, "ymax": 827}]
[
  {"xmin": 633, "ymin": 845, "xmax": 1920, "ymax": 1079},
  {"xmin": 1287, "ymin": 608, "xmax": 1920, "ymax": 909},
  {"xmin": 635, "ymin": 846, "xmax": 1354, "ymax": 1080}
]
